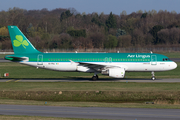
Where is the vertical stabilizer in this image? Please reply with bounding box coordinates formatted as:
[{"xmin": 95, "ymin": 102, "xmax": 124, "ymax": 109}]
[{"xmin": 8, "ymin": 26, "xmax": 41, "ymax": 54}]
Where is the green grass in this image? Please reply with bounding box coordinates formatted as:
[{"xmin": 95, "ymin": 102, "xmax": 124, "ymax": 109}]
[
  {"xmin": 1, "ymin": 90, "xmax": 180, "ymax": 103},
  {"xmin": 0, "ymin": 62, "xmax": 180, "ymax": 79},
  {"xmin": 0, "ymin": 115, "xmax": 101, "ymax": 120},
  {"xmin": 0, "ymin": 82, "xmax": 180, "ymax": 91}
]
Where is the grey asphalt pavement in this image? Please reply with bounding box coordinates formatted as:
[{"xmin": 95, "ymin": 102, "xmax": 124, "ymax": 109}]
[
  {"xmin": 0, "ymin": 58, "xmax": 11, "ymax": 62},
  {"xmin": 0, "ymin": 104, "xmax": 180, "ymax": 120}
]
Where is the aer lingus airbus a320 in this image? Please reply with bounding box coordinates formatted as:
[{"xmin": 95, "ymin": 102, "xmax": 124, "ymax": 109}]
[{"xmin": 5, "ymin": 26, "xmax": 177, "ymax": 80}]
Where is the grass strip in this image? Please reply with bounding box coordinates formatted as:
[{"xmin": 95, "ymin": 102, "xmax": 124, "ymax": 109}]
[
  {"xmin": 0, "ymin": 82, "xmax": 180, "ymax": 91},
  {"xmin": 0, "ymin": 91, "xmax": 180, "ymax": 104},
  {"xmin": 0, "ymin": 115, "xmax": 102, "ymax": 120}
]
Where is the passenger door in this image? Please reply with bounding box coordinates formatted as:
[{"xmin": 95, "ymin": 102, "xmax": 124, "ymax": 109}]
[{"xmin": 151, "ymin": 55, "xmax": 157, "ymax": 65}]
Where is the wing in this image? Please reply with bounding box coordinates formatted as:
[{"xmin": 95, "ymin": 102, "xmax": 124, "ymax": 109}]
[
  {"xmin": 78, "ymin": 62, "xmax": 105, "ymax": 71},
  {"xmin": 70, "ymin": 60, "xmax": 123, "ymax": 72}
]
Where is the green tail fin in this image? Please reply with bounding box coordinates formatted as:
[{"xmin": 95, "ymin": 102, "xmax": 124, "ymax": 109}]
[{"xmin": 8, "ymin": 26, "xmax": 41, "ymax": 54}]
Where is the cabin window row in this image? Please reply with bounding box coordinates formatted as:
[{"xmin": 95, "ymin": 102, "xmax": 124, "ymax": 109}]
[{"xmin": 48, "ymin": 58, "xmax": 150, "ymax": 61}]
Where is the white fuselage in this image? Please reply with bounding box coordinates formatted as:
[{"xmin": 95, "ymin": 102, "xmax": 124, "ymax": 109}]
[{"xmin": 21, "ymin": 61, "xmax": 177, "ymax": 72}]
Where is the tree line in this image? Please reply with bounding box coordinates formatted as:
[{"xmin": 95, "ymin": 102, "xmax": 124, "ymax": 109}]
[{"xmin": 0, "ymin": 7, "xmax": 180, "ymax": 51}]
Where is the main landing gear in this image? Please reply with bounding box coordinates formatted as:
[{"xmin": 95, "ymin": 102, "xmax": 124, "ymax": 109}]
[
  {"xmin": 151, "ymin": 71, "xmax": 156, "ymax": 80},
  {"xmin": 92, "ymin": 74, "xmax": 99, "ymax": 81}
]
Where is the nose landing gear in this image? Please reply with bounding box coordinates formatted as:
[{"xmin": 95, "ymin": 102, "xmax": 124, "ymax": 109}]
[{"xmin": 151, "ymin": 71, "xmax": 156, "ymax": 80}]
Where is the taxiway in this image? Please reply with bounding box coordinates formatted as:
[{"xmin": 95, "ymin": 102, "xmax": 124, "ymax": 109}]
[{"xmin": 0, "ymin": 104, "xmax": 180, "ymax": 120}]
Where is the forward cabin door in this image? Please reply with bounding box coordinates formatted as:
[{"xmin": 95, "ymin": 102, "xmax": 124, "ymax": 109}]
[
  {"xmin": 151, "ymin": 55, "xmax": 157, "ymax": 65},
  {"xmin": 37, "ymin": 54, "xmax": 43, "ymax": 65}
]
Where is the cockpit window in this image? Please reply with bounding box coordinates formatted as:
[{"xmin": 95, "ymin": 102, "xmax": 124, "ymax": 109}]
[{"xmin": 162, "ymin": 58, "xmax": 170, "ymax": 61}]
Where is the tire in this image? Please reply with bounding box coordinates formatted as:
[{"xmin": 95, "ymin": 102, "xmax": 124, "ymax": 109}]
[
  {"xmin": 151, "ymin": 76, "xmax": 156, "ymax": 81},
  {"xmin": 92, "ymin": 76, "xmax": 98, "ymax": 81}
]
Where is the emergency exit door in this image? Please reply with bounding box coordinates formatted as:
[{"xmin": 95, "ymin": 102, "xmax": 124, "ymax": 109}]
[{"xmin": 37, "ymin": 54, "xmax": 43, "ymax": 65}]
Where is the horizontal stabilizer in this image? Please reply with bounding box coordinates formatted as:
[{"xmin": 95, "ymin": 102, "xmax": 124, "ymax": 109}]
[{"xmin": 5, "ymin": 55, "xmax": 27, "ymax": 61}]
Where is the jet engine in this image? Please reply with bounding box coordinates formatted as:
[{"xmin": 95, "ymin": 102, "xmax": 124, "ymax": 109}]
[{"xmin": 101, "ymin": 68, "xmax": 125, "ymax": 78}]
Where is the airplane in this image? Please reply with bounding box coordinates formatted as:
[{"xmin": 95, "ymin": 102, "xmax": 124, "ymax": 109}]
[{"xmin": 5, "ymin": 26, "xmax": 177, "ymax": 80}]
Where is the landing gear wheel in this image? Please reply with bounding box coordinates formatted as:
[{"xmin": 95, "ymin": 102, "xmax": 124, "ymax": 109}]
[
  {"xmin": 96, "ymin": 75, "xmax": 99, "ymax": 80},
  {"xmin": 151, "ymin": 76, "xmax": 156, "ymax": 81},
  {"xmin": 92, "ymin": 75, "xmax": 98, "ymax": 81}
]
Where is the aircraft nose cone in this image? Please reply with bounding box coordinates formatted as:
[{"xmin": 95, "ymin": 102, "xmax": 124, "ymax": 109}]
[
  {"xmin": 172, "ymin": 62, "xmax": 177, "ymax": 69},
  {"xmin": 174, "ymin": 62, "xmax": 177, "ymax": 69}
]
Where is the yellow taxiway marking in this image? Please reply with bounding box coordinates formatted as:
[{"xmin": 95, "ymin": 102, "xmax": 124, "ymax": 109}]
[
  {"xmin": 6, "ymin": 79, "xmax": 14, "ymax": 82},
  {"xmin": 15, "ymin": 80, "xmax": 21, "ymax": 82}
]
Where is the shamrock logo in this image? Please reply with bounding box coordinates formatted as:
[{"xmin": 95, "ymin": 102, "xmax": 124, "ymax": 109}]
[{"xmin": 13, "ymin": 35, "xmax": 29, "ymax": 49}]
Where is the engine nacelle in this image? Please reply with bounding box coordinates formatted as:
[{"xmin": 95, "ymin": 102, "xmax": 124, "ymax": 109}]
[
  {"xmin": 102, "ymin": 68, "xmax": 125, "ymax": 78},
  {"xmin": 109, "ymin": 68, "xmax": 125, "ymax": 78}
]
